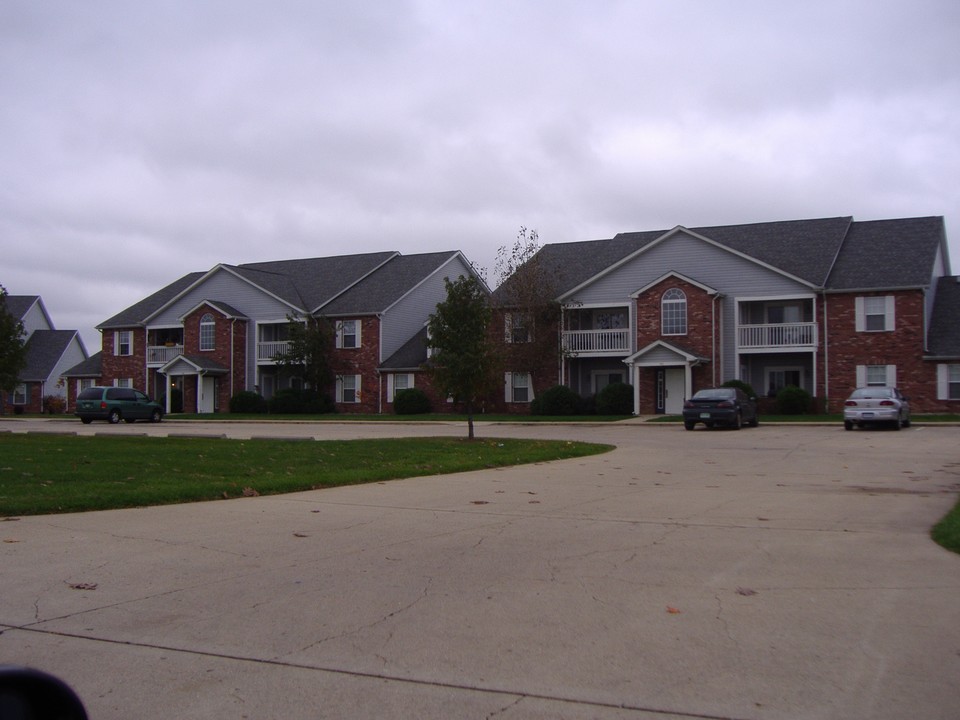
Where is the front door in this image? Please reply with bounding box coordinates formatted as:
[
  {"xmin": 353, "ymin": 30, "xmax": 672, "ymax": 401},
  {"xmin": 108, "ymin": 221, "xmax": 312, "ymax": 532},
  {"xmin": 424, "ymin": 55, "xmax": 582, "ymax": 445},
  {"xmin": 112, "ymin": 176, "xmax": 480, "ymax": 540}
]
[
  {"xmin": 199, "ymin": 376, "xmax": 216, "ymax": 413},
  {"xmin": 664, "ymin": 367, "xmax": 685, "ymax": 414}
]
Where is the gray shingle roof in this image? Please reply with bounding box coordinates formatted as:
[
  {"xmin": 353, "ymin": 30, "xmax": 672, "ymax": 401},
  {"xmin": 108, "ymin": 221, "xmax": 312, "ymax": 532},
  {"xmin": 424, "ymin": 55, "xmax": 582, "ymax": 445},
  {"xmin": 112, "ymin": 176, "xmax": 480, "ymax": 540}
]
[
  {"xmin": 4, "ymin": 295, "xmax": 40, "ymax": 322},
  {"xmin": 21, "ymin": 330, "xmax": 78, "ymax": 381},
  {"xmin": 825, "ymin": 217, "xmax": 946, "ymax": 290},
  {"xmin": 321, "ymin": 251, "xmax": 460, "ymax": 315},
  {"xmin": 62, "ymin": 351, "xmax": 102, "ymax": 377},
  {"xmin": 98, "ymin": 272, "xmax": 206, "ymax": 329},
  {"xmin": 498, "ymin": 216, "xmax": 946, "ymax": 300},
  {"xmin": 927, "ymin": 276, "xmax": 960, "ymax": 357}
]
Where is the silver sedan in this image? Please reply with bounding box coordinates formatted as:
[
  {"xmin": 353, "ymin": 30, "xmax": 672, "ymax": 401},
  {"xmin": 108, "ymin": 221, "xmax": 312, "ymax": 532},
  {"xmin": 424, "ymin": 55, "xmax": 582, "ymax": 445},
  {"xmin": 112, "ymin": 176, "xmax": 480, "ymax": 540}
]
[{"xmin": 843, "ymin": 386, "xmax": 911, "ymax": 430}]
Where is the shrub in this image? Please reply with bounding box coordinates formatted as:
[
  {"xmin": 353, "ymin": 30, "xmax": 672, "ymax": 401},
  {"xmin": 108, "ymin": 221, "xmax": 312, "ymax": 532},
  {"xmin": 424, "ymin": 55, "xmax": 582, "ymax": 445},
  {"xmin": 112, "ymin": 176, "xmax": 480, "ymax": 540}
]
[
  {"xmin": 230, "ymin": 390, "xmax": 268, "ymax": 414},
  {"xmin": 775, "ymin": 385, "xmax": 812, "ymax": 414},
  {"xmin": 595, "ymin": 382, "xmax": 634, "ymax": 415},
  {"xmin": 268, "ymin": 388, "xmax": 334, "ymax": 414},
  {"xmin": 43, "ymin": 395, "xmax": 66, "ymax": 415},
  {"xmin": 721, "ymin": 379, "xmax": 758, "ymax": 399},
  {"xmin": 393, "ymin": 388, "xmax": 432, "ymax": 414},
  {"xmin": 532, "ymin": 385, "xmax": 580, "ymax": 416}
]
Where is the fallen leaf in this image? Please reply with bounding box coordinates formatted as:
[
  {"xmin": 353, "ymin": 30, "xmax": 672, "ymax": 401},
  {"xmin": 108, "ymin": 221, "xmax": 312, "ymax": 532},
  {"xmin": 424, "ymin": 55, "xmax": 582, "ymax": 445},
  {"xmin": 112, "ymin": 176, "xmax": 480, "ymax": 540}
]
[
  {"xmin": 67, "ymin": 582, "xmax": 98, "ymax": 591},
  {"xmin": 528, "ymin": 500, "xmax": 541, "ymax": 504},
  {"xmin": 666, "ymin": 606, "xmax": 681, "ymax": 614},
  {"xmin": 293, "ymin": 533, "xmax": 308, "ymax": 538},
  {"xmin": 3, "ymin": 539, "xmax": 20, "ymax": 543},
  {"xmin": 470, "ymin": 500, "xmax": 489, "ymax": 505},
  {"xmin": 736, "ymin": 587, "xmax": 758, "ymax": 596},
  {"xmin": 2, "ymin": 517, "xmax": 20, "ymax": 522},
  {"xmin": 242, "ymin": 487, "xmax": 260, "ymax": 497}
]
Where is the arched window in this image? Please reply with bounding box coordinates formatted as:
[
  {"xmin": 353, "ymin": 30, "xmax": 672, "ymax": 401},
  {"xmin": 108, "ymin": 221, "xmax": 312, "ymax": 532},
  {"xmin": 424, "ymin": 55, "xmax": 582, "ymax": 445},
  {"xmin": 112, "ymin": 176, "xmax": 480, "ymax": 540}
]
[
  {"xmin": 199, "ymin": 313, "xmax": 216, "ymax": 351},
  {"xmin": 661, "ymin": 288, "xmax": 687, "ymax": 335}
]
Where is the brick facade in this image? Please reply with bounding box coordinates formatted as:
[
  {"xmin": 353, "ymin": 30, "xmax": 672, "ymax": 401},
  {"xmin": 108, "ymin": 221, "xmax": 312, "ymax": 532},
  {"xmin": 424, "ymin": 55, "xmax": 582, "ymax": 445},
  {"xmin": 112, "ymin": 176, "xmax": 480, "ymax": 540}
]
[
  {"xmin": 101, "ymin": 327, "xmax": 149, "ymax": 389},
  {"xmin": 331, "ymin": 316, "xmax": 381, "ymax": 414}
]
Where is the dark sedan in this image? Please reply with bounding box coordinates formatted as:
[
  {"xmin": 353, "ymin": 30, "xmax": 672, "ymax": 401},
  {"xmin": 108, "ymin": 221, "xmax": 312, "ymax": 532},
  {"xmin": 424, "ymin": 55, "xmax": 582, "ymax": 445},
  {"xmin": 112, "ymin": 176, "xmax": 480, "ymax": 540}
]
[{"xmin": 682, "ymin": 387, "xmax": 759, "ymax": 430}]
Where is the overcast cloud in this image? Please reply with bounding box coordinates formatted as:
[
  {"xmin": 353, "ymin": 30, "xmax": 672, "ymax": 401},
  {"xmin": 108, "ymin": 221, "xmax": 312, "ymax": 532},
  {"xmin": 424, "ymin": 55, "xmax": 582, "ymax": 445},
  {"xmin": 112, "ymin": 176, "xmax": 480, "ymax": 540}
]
[{"xmin": 3, "ymin": 0, "xmax": 960, "ymax": 351}]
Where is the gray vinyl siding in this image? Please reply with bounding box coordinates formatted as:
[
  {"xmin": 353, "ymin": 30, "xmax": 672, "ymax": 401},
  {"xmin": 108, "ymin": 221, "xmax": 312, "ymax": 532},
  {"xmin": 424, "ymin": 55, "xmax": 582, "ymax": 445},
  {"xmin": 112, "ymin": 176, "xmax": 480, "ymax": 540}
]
[
  {"xmin": 20, "ymin": 302, "xmax": 52, "ymax": 338},
  {"xmin": 568, "ymin": 232, "xmax": 813, "ymax": 384},
  {"xmin": 380, "ymin": 255, "xmax": 473, "ymax": 361},
  {"xmin": 638, "ymin": 345, "xmax": 687, "ymax": 364}
]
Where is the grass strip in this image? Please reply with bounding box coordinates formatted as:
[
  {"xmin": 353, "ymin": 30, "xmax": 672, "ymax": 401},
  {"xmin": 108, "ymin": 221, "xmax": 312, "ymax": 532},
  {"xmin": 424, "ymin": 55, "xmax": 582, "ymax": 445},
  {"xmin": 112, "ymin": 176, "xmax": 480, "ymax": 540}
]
[
  {"xmin": 0, "ymin": 435, "xmax": 612, "ymax": 516},
  {"xmin": 932, "ymin": 497, "xmax": 960, "ymax": 554}
]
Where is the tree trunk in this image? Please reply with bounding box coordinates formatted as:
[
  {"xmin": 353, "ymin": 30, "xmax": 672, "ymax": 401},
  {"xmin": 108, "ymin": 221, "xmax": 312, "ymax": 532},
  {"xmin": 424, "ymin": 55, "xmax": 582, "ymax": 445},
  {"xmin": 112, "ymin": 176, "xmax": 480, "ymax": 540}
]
[{"xmin": 466, "ymin": 400, "xmax": 475, "ymax": 439}]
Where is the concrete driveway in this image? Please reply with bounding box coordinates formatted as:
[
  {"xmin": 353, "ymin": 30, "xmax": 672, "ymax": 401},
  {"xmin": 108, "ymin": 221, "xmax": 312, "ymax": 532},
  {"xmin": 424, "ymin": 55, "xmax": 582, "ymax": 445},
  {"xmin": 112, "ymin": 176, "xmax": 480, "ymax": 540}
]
[{"xmin": 1, "ymin": 420, "xmax": 959, "ymax": 719}]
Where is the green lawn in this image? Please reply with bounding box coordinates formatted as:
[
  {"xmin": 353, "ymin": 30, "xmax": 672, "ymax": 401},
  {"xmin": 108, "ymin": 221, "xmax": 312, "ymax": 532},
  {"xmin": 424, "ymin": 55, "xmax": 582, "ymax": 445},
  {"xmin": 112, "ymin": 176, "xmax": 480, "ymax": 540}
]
[
  {"xmin": 932, "ymin": 497, "xmax": 960, "ymax": 554},
  {"xmin": 0, "ymin": 435, "xmax": 613, "ymax": 516}
]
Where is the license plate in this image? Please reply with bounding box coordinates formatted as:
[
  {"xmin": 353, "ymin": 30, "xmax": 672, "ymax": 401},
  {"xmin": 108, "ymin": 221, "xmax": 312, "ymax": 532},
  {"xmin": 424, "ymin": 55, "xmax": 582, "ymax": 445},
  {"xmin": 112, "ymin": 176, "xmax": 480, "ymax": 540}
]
[
  {"xmin": 861, "ymin": 412, "xmax": 874, "ymax": 418},
  {"xmin": 700, "ymin": 412, "xmax": 711, "ymax": 419}
]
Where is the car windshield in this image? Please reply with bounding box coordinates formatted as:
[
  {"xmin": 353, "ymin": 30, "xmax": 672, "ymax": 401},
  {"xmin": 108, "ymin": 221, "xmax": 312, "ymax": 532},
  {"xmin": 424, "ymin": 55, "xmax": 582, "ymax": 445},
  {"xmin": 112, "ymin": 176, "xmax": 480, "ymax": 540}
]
[
  {"xmin": 692, "ymin": 389, "xmax": 734, "ymax": 400},
  {"xmin": 850, "ymin": 388, "xmax": 893, "ymax": 399}
]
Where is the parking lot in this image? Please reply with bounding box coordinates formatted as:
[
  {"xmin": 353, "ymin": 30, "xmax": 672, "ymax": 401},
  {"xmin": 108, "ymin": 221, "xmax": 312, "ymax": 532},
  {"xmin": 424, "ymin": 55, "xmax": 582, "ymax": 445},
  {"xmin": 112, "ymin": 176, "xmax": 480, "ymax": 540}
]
[{"xmin": 2, "ymin": 419, "xmax": 959, "ymax": 719}]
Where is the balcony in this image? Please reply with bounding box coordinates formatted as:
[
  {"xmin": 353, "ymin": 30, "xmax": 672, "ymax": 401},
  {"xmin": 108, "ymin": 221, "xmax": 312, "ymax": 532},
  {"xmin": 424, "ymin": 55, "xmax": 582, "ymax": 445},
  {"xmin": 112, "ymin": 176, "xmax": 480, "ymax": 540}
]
[
  {"xmin": 738, "ymin": 322, "xmax": 817, "ymax": 350},
  {"xmin": 562, "ymin": 329, "xmax": 630, "ymax": 355},
  {"xmin": 257, "ymin": 340, "xmax": 291, "ymax": 363},
  {"xmin": 147, "ymin": 345, "xmax": 183, "ymax": 366}
]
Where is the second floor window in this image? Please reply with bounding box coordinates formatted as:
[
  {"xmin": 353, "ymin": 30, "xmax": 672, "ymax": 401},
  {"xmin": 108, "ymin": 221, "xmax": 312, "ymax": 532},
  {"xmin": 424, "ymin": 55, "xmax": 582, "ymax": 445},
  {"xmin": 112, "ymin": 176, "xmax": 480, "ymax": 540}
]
[
  {"xmin": 505, "ymin": 312, "xmax": 532, "ymax": 343},
  {"xmin": 856, "ymin": 296, "xmax": 895, "ymax": 332},
  {"xmin": 337, "ymin": 320, "xmax": 359, "ymax": 348},
  {"xmin": 661, "ymin": 288, "xmax": 687, "ymax": 335},
  {"xmin": 200, "ymin": 313, "xmax": 216, "ymax": 351},
  {"xmin": 115, "ymin": 330, "xmax": 133, "ymax": 356}
]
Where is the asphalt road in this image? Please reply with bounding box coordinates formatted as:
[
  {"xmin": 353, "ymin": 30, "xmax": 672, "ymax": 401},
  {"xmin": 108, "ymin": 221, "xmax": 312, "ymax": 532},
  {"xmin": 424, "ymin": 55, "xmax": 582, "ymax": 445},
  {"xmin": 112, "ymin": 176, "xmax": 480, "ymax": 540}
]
[{"xmin": 1, "ymin": 419, "xmax": 959, "ymax": 719}]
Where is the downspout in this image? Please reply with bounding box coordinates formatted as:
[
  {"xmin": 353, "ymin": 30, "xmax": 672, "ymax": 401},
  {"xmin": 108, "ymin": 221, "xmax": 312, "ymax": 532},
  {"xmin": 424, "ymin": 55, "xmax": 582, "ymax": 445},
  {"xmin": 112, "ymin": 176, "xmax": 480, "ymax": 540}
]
[
  {"xmin": 712, "ymin": 294, "xmax": 717, "ymax": 386},
  {"xmin": 377, "ymin": 371, "xmax": 382, "ymax": 415},
  {"xmin": 230, "ymin": 318, "xmax": 235, "ymax": 400}
]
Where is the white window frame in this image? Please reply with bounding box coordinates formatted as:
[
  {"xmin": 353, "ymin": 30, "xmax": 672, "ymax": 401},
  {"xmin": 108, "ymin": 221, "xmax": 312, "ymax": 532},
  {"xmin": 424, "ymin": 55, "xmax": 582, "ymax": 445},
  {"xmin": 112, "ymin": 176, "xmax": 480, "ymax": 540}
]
[
  {"xmin": 855, "ymin": 296, "xmax": 895, "ymax": 332},
  {"xmin": 937, "ymin": 363, "xmax": 960, "ymax": 400},
  {"xmin": 387, "ymin": 373, "xmax": 414, "ymax": 402},
  {"xmin": 336, "ymin": 374, "xmax": 361, "ymax": 403},
  {"xmin": 336, "ymin": 320, "xmax": 361, "ymax": 349},
  {"xmin": 115, "ymin": 330, "xmax": 133, "ymax": 356},
  {"xmin": 77, "ymin": 378, "xmax": 95, "ymax": 393},
  {"xmin": 856, "ymin": 364, "xmax": 896, "ymax": 387},
  {"xmin": 504, "ymin": 372, "xmax": 533, "ymax": 403},
  {"xmin": 199, "ymin": 313, "xmax": 216, "ymax": 351},
  {"xmin": 13, "ymin": 383, "xmax": 27, "ymax": 405},
  {"xmin": 661, "ymin": 288, "xmax": 687, "ymax": 336}
]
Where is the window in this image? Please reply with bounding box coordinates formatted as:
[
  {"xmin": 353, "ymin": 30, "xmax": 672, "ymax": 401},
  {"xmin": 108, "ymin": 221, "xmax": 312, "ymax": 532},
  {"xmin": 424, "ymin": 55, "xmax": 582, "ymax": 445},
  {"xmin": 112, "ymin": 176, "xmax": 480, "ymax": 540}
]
[
  {"xmin": 661, "ymin": 288, "xmax": 687, "ymax": 335},
  {"xmin": 388, "ymin": 373, "xmax": 414, "ymax": 402},
  {"xmin": 115, "ymin": 330, "xmax": 133, "ymax": 356},
  {"xmin": 855, "ymin": 296, "xmax": 895, "ymax": 332},
  {"xmin": 593, "ymin": 371, "xmax": 624, "ymax": 394},
  {"xmin": 937, "ymin": 364, "xmax": 960, "ymax": 400},
  {"xmin": 78, "ymin": 378, "xmax": 94, "ymax": 393},
  {"xmin": 13, "ymin": 383, "xmax": 27, "ymax": 405},
  {"xmin": 114, "ymin": 378, "xmax": 133, "ymax": 388},
  {"xmin": 199, "ymin": 313, "xmax": 216, "ymax": 351},
  {"xmin": 337, "ymin": 374, "xmax": 361, "ymax": 403},
  {"xmin": 505, "ymin": 313, "xmax": 531, "ymax": 343},
  {"xmin": 337, "ymin": 320, "xmax": 360, "ymax": 349},
  {"xmin": 765, "ymin": 367, "xmax": 802, "ymax": 396},
  {"xmin": 857, "ymin": 364, "xmax": 895, "ymax": 388},
  {"xmin": 505, "ymin": 372, "xmax": 532, "ymax": 403}
]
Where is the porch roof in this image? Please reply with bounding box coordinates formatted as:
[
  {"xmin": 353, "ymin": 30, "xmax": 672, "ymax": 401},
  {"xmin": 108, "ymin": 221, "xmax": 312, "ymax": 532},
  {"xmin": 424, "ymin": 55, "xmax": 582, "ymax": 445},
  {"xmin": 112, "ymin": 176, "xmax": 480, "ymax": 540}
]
[
  {"xmin": 624, "ymin": 339, "xmax": 709, "ymax": 366},
  {"xmin": 159, "ymin": 355, "xmax": 229, "ymax": 376}
]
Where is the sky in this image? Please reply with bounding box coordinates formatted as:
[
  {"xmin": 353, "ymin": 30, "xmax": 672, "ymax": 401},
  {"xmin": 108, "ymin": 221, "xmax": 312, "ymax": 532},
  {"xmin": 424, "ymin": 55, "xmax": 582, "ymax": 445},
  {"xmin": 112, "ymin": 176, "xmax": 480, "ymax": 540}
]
[{"xmin": 3, "ymin": 0, "xmax": 960, "ymax": 352}]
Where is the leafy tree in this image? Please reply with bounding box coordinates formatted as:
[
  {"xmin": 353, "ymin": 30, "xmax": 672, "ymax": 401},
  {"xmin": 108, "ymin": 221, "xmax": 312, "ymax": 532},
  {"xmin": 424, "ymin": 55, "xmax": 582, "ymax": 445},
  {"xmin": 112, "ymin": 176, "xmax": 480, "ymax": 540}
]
[
  {"xmin": 0, "ymin": 285, "xmax": 27, "ymax": 396},
  {"xmin": 272, "ymin": 314, "xmax": 335, "ymax": 396},
  {"xmin": 492, "ymin": 227, "xmax": 566, "ymax": 374},
  {"xmin": 426, "ymin": 274, "xmax": 498, "ymax": 439}
]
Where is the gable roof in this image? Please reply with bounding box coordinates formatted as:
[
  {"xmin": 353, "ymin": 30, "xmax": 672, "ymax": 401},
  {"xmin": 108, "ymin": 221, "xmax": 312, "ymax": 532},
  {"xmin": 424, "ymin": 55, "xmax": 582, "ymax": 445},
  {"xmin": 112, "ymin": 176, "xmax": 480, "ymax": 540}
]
[
  {"xmin": 4, "ymin": 295, "xmax": 42, "ymax": 322},
  {"xmin": 320, "ymin": 251, "xmax": 465, "ymax": 315},
  {"xmin": 826, "ymin": 216, "xmax": 947, "ymax": 290},
  {"xmin": 99, "ymin": 272, "xmax": 206, "ymax": 329},
  {"xmin": 380, "ymin": 326, "xmax": 428, "ymax": 370},
  {"xmin": 926, "ymin": 276, "xmax": 960, "ymax": 358},
  {"xmin": 21, "ymin": 330, "xmax": 82, "ymax": 381}
]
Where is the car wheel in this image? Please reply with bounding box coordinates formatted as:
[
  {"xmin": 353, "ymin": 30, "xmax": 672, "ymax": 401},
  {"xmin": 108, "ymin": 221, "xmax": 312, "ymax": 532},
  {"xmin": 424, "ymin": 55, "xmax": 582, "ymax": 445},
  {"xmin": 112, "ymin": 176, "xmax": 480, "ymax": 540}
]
[
  {"xmin": 81, "ymin": 417, "xmax": 92, "ymax": 425},
  {"xmin": 893, "ymin": 414, "xmax": 902, "ymax": 430},
  {"xmin": 684, "ymin": 421, "xmax": 695, "ymax": 431},
  {"xmin": 108, "ymin": 409, "xmax": 121, "ymax": 424},
  {"xmin": 151, "ymin": 409, "xmax": 162, "ymax": 423},
  {"xmin": 844, "ymin": 420, "xmax": 853, "ymax": 431},
  {"xmin": 731, "ymin": 411, "xmax": 742, "ymax": 430}
]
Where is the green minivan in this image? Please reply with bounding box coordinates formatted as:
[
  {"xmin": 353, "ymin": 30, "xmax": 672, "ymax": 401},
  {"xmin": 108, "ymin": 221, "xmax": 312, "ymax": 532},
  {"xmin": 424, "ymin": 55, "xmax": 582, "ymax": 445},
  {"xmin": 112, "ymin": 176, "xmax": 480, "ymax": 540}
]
[{"xmin": 75, "ymin": 386, "xmax": 164, "ymax": 424}]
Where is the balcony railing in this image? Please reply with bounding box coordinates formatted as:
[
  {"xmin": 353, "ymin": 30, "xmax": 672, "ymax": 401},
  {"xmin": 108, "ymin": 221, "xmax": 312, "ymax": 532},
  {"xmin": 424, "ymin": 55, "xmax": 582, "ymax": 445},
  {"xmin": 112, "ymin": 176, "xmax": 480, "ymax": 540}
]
[
  {"xmin": 147, "ymin": 345, "xmax": 183, "ymax": 365},
  {"xmin": 257, "ymin": 340, "xmax": 291, "ymax": 362},
  {"xmin": 562, "ymin": 329, "xmax": 630, "ymax": 354},
  {"xmin": 738, "ymin": 322, "xmax": 817, "ymax": 349}
]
